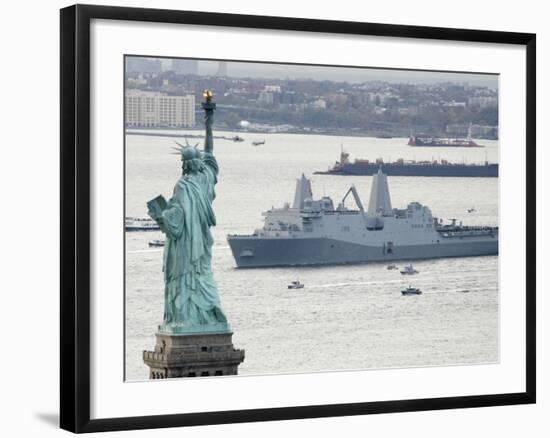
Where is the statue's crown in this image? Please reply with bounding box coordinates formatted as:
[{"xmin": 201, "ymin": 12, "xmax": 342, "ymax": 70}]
[{"xmin": 172, "ymin": 140, "xmax": 201, "ymax": 160}]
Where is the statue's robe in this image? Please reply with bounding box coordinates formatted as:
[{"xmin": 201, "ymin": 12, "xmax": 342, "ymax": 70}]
[{"xmin": 159, "ymin": 153, "xmax": 227, "ymax": 327}]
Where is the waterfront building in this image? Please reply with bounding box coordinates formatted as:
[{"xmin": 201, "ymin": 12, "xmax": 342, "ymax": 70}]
[
  {"xmin": 125, "ymin": 90, "xmax": 196, "ymax": 128},
  {"xmin": 258, "ymin": 90, "xmax": 274, "ymax": 105},
  {"xmin": 468, "ymin": 96, "xmax": 498, "ymax": 109},
  {"xmin": 310, "ymin": 98, "xmax": 327, "ymax": 109}
]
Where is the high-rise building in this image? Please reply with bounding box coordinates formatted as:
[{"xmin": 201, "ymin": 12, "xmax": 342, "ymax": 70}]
[
  {"xmin": 171, "ymin": 59, "xmax": 199, "ymax": 75},
  {"xmin": 126, "ymin": 57, "xmax": 162, "ymax": 74},
  {"xmin": 258, "ymin": 90, "xmax": 274, "ymax": 105},
  {"xmin": 216, "ymin": 61, "xmax": 228, "ymax": 77},
  {"xmin": 125, "ymin": 90, "xmax": 196, "ymax": 128}
]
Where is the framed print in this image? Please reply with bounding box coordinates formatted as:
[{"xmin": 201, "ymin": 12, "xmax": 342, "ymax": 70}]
[{"xmin": 60, "ymin": 4, "xmax": 536, "ymax": 433}]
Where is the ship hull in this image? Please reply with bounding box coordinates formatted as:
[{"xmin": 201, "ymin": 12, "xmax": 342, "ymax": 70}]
[
  {"xmin": 227, "ymin": 236, "xmax": 498, "ymax": 268},
  {"xmin": 408, "ymin": 143, "xmax": 482, "ymax": 147},
  {"xmin": 315, "ymin": 163, "xmax": 498, "ymax": 177}
]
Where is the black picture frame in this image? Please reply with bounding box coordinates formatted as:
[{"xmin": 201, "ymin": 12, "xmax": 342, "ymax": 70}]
[{"xmin": 60, "ymin": 4, "xmax": 536, "ymax": 433}]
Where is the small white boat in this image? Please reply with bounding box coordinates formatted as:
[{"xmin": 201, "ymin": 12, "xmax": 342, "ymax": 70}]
[
  {"xmin": 387, "ymin": 264, "xmax": 398, "ymax": 270},
  {"xmin": 148, "ymin": 239, "xmax": 165, "ymax": 247},
  {"xmin": 401, "ymin": 286, "xmax": 422, "ymax": 296},
  {"xmin": 467, "ymin": 207, "xmax": 476, "ymax": 213},
  {"xmin": 252, "ymin": 140, "xmax": 265, "ymax": 146},
  {"xmin": 400, "ymin": 264, "xmax": 419, "ymax": 275},
  {"xmin": 288, "ymin": 280, "xmax": 304, "ymax": 289}
]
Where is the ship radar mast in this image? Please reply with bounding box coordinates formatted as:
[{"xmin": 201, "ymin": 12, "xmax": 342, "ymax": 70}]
[
  {"xmin": 292, "ymin": 173, "xmax": 313, "ymax": 210},
  {"xmin": 367, "ymin": 167, "xmax": 393, "ymax": 216}
]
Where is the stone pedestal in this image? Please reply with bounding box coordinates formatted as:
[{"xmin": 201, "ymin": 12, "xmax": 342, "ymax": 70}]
[{"xmin": 143, "ymin": 331, "xmax": 245, "ymax": 379}]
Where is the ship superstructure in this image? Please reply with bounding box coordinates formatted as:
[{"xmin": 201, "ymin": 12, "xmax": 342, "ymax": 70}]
[
  {"xmin": 407, "ymin": 135, "xmax": 481, "ymax": 147},
  {"xmin": 227, "ymin": 169, "xmax": 498, "ymax": 268}
]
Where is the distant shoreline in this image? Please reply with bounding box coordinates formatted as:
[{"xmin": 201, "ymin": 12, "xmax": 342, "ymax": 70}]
[
  {"xmin": 126, "ymin": 127, "xmax": 412, "ymax": 141},
  {"xmin": 124, "ymin": 126, "xmax": 497, "ymax": 141}
]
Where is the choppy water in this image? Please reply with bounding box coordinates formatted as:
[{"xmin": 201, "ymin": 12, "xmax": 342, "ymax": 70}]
[{"xmin": 125, "ymin": 131, "xmax": 499, "ymax": 381}]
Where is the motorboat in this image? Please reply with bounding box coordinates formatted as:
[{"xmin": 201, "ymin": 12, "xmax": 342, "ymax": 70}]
[
  {"xmin": 148, "ymin": 239, "xmax": 165, "ymax": 247},
  {"xmin": 288, "ymin": 280, "xmax": 304, "ymax": 289},
  {"xmin": 401, "ymin": 286, "xmax": 422, "ymax": 296},
  {"xmin": 400, "ymin": 264, "xmax": 419, "ymax": 275}
]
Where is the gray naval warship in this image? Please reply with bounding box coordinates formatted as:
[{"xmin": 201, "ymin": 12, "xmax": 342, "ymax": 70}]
[{"xmin": 227, "ymin": 169, "xmax": 498, "ymax": 268}]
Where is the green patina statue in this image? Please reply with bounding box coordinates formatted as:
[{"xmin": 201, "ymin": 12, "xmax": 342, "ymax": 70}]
[{"xmin": 147, "ymin": 90, "xmax": 230, "ymax": 335}]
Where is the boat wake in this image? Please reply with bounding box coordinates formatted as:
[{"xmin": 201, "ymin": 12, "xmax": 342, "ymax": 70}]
[{"xmin": 309, "ymin": 279, "xmax": 404, "ymax": 289}]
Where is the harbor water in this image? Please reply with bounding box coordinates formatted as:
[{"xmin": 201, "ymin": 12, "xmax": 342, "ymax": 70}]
[{"xmin": 125, "ymin": 131, "xmax": 499, "ymax": 381}]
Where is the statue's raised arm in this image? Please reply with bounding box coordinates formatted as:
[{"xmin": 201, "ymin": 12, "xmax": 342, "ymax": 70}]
[{"xmin": 202, "ymin": 89, "xmax": 215, "ymax": 155}]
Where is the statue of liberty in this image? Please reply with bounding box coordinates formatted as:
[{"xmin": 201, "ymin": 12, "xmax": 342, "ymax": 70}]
[{"xmin": 147, "ymin": 90, "xmax": 230, "ymax": 334}]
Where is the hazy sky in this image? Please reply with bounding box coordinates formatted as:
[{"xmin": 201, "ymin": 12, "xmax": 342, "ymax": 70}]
[{"xmin": 161, "ymin": 58, "xmax": 498, "ymax": 89}]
